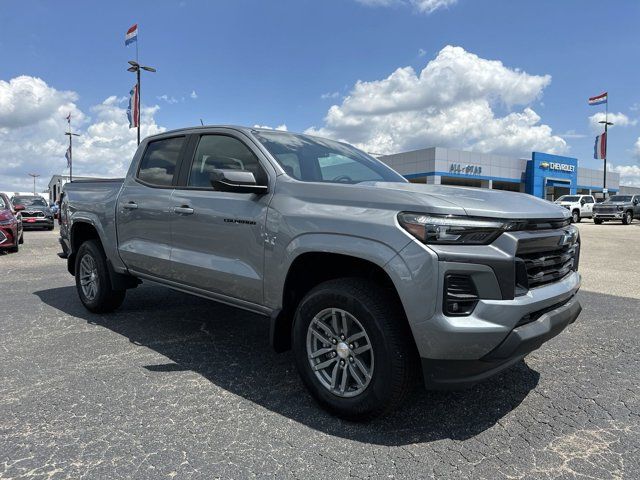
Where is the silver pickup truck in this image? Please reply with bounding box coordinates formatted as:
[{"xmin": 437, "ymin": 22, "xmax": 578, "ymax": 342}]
[{"xmin": 59, "ymin": 126, "xmax": 582, "ymax": 420}]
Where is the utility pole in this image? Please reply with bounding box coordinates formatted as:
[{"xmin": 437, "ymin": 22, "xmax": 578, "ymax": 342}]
[
  {"xmin": 65, "ymin": 114, "xmax": 80, "ymax": 182},
  {"xmin": 28, "ymin": 173, "xmax": 40, "ymax": 195},
  {"xmin": 127, "ymin": 60, "xmax": 156, "ymax": 145}
]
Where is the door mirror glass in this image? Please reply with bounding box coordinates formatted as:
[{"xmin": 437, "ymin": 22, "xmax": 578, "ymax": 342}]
[
  {"xmin": 580, "ymin": 199, "xmax": 585, "ymax": 205},
  {"xmin": 209, "ymin": 169, "xmax": 268, "ymax": 194}
]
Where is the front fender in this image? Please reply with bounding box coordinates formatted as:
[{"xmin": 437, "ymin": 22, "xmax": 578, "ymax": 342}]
[{"xmin": 263, "ymin": 232, "xmax": 409, "ymax": 310}]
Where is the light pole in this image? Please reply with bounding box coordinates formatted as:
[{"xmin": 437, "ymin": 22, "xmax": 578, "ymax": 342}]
[
  {"xmin": 127, "ymin": 60, "xmax": 156, "ymax": 145},
  {"xmin": 598, "ymin": 119, "xmax": 614, "ymax": 197},
  {"xmin": 28, "ymin": 173, "xmax": 40, "ymax": 195}
]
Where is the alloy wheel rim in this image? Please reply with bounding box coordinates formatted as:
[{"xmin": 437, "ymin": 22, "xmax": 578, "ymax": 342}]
[
  {"xmin": 306, "ymin": 308, "xmax": 374, "ymax": 398},
  {"xmin": 79, "ymin": 254, "xmax": 99, "ymax": 301}
]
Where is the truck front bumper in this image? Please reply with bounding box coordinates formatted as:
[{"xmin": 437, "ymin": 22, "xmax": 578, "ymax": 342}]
[
  {"xmin": 593, "ymin": 212, "xmax": 623, "ymax": 219},
  {"xmin": 422, "ymin": 294, "xmax": 581, "ymax": 389}
]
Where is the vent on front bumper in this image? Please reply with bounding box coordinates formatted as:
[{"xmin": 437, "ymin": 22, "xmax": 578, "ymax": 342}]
[
  {"xmin": 443, "ymin": 274, "xmax": 479, "ymax": 316},
  {"xmin": 517, "ymin": 242, "xmax": 579, "ymax": 289}
]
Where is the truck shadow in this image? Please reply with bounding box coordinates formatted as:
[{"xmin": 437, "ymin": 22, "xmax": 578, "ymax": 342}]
[{"xmin": 35, "ymin": 284, "xmax": 539, "ymax": 446}]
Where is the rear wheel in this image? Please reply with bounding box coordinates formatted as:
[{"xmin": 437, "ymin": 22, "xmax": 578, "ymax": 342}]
[
  {"xmin": 75, "ymin": 240, "xmax": 126, "ymax": 313},
  {"xmin": 623, "ymin": 211, "xmax": 633, "ymax": 225},
  {"xmin": 292, "ymin": 278, "xmax": 418, "ymax": 420},
  {"xmin": 572, "ymin": 210, "xmax": 581, "ymax": 223}
]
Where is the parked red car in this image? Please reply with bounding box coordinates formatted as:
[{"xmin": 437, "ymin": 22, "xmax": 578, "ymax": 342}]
[{"xmin": 0, "ymin": 193, "xmax": 24, "ymax": 253}]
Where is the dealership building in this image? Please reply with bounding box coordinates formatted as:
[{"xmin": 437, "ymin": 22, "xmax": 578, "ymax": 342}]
[{"xmin": 379, "ymin": 148, "xmax": 619, "ymax": 201}]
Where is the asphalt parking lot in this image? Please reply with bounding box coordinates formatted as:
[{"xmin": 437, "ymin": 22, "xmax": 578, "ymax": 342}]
[{"xmin": 1, "ymin": 223, "xmax": 639, "ymax": 479}]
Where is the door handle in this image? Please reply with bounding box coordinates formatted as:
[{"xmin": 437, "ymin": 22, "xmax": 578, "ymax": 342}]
[
  {"xmin": 173, "ymin": 206, "xmax": 194, "ymax": 215},
  {"xmin": 123, "ymin": 202, "xmax": 138, "ymax": 210}
]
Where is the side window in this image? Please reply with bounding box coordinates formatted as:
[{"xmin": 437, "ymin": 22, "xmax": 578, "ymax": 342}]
[
  {"xmin": 188, "ymin": 135, "xmax": 267, "ymax": 188},
  {"xmin": 585, "ymin": 196, "xmax": 594, "ymax": 203},
  {"xmin": 137, "ymin": 136, "xmax": 185, "ymax": 187}
]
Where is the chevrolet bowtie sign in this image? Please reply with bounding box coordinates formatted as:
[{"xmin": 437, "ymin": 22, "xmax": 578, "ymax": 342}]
[{"xmin": 540, "ymin": 161, "xmax": 575, "ymax": 173}]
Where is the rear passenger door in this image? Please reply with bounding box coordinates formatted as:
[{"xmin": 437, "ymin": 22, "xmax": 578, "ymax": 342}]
[
  {"xmin": 117, "ymin": 135, "xmax": 187, "ymax": 279},
  {"xmin": 583, "ymin": 196, "xmax": 595, "ymax": 216},
  {"xmin": 169, "ymin": 131, "xmax": 275, "ymax": 305}
]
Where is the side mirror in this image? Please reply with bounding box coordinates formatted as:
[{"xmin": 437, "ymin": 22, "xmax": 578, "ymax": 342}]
[
  {"xmin": 13, "ymin": 204, "xmax": 25, "ymax": 212},
  {"xmin": 580, "ymin": 199, "xmax": 585, "ymax": 206},
  {"xmin": 209, "ymin": 169, "xmax": 268, "ymax": 194}
]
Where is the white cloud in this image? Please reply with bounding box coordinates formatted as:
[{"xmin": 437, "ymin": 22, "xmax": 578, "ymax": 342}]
[
  {"xmin": 355, "ymin": 0, "xmax": 457, "ymax": 14},
  {"xmin": 306, "ymin": 45, "xmax": 566, "ymax": 156},
  {"xmin": 409, "ymin": 0, "xmax": 457, "ymax": 14},
  {"xmin": 417, "ymin": 48, "xmax": 427, "ymax": 57},
  {"xmin": 190, "ymin": 90, "xmax": 198, "ymax": 99},
  {"xmin": 321, "ymin": 91, "xmax": 340, "ymax": 100},
  {"xmin": 588, "ymin": 112, "xmax": 637, "ymax": 131},
  {"xmin": 157, "ymin": 94, "xmax": 178, "ymax": 104},
  {"xmin": 253, "ymin": 124, "xmax": 288, "ymax": 131},
  {"xmin": 0, "ymin": 75, "xmax": 164, "ymax": 192},
  {"xmin": 613, "ymin": 164, "xmax": 640, "ymax": 187}
]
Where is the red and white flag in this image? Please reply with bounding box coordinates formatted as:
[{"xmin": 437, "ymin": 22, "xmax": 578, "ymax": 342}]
[
  {"xmin": 594, "ymin": 132, "xmax": 606, "ymax": 159},
  {"xmin": 127, "ymin": 84, "xmax": 139, "ymax": 128}
]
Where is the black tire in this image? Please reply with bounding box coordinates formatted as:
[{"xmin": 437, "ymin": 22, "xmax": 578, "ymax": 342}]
[
  {"xmin": 18, "ymin": 233, "xmax": 24, "ymax": 244},
  {"xmin": 292, "ymin": 278, "xmax": 418, "ymax": 421},
  {"xmin": 47, "ymin": 226, "xmax": 54, "ymax": 231},
  {"xmin": 622, "ymin": 211, "xmax": 633, "ymax": 225},
  {"xmin": 75, "ymin": 240, "xmax": 126, "ymax": 313},
  {"xmin": 8, "ymin": 244, "xmax": 18, "ymax": 253},
  {"xmin": 572, "ymin": 210, "xmax": 581, "ymax": 223},
  {"xmin": 594, "ymin": 218, "xmax": 603, "ymax": 225}
]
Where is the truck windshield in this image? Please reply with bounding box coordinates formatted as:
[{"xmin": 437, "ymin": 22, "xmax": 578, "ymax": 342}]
[
  {"xmin": 12, "ymin": 196, "xmax": 47, "ymax": 207},
  {"xmin": 253, "ymin": 130, "xmax": 407, "ymax": 184},
  {"xmin": 556, "ymin": 196, "xmax": 580, "ymax": 202},
  {"xmin": 608, "ymin": 196, "xmax": 632, "ymax": 202}
]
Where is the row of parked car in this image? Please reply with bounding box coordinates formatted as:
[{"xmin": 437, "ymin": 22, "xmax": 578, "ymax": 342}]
[
  {"xmin": 0, "ymin": 193, "xmax": 57, "ymax": 254},
  {"xmin": 554, "ymin": 194, "xmax": 640, "ymax": 224}
]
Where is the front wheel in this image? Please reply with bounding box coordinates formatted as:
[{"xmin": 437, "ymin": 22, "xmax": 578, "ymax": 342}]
[
  {"xmin": 594, "ymin": 218, "xmax": 603, "ymax": 225},
  {"xmin": 292, "ymin": 278, "xmax": 418, "ymax": 420},
  {"xmin": 572, "ymin": 210, "xmax": 581, "ymax": 223},
  {"xmin": 75, "ymin": 240, "xmax": 126, "ymax": 313},
  {"xmin": 622, "ymin": 211, "xmax": 633, "ymax": 225}
]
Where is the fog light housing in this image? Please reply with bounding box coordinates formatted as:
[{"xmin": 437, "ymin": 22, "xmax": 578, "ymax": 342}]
[{"xmin": 443, "ymin": 274, "xmax": 479, "ymax": 316}]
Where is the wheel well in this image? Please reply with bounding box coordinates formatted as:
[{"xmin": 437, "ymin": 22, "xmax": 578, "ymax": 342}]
[
  {"xmin": 68, "ymin": 222, "xmax": 101, "ymax": 275},
  {"xmin": 271, "ymin": 252, "xmax": 406, "ymax": 353}
]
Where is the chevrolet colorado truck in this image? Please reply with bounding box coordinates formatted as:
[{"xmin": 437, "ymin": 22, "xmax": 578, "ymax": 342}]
[
  {"xmin": 59, "ymin": 126, "xmax": 582, "ymax": 420},
  {"xmin": 592, "ymin": 194, "xmax": 640, "ymax": 224},
  {"xmin": 554, "ymin": 194, "xmax": 595, "ymax": 223}
]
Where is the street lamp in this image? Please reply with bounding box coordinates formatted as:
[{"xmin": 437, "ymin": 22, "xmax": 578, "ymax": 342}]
[
  {"xmin": 28, "ymin": 173, "xmax": 40, "ymax": 195},
  {"xmin": 127, "ymin": 60, "xmax": 156, "ymax": 145},
  {"xmin": 598, "ymin": 119, "xmax": 614, "ymax": 197}
]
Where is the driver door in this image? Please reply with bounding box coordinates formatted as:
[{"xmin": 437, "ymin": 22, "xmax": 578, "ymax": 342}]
[{"xmin": 169, "ymin": 132, "xmax": 274, "ymax": 305}]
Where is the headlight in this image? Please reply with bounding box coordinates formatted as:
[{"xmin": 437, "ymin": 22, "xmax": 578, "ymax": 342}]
[{"xmin": 398, "ymin": 213, "xmax": 508, "ymax": 245}]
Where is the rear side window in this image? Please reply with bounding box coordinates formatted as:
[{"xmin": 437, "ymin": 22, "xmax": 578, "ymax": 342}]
[
  {"xmin": 138, "ymin": 136, "xmax": 185, "ymax": 186},
  {"xmin": 188, "ymin": 135, "xmax": 267, "ymax": 188}
]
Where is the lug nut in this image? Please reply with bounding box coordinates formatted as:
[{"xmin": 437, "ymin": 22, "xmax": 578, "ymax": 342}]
[
  {"xmin": 349, "ymin": 356, "xmax": 354, "ymax": 362},
  {"xmin": 340, "ymin": 334, "xmax": 345, "ymax": 340},
  {"xmin": 332, "ymin": 338, "xmax": 337, "ymax": 344},
  {"xmin": 340, "ymin": 360, "xmax": 345, "ymax": 366},
  {"xmin": 349, "ymin": 343, "xmax": 354, "ymax": 349}
]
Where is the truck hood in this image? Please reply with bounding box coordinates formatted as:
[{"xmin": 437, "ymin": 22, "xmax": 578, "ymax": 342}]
[
  {"xmin": 594, "ymin": 201, "xmax": 628, "ymax": 207},
  {"xmin": 365, "ymin": 182, "xmax": 570, "ymax": 219}
]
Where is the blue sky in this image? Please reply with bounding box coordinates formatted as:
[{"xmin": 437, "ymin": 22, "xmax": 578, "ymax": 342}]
[{"xmin": 1, "ymin": 0, "xmax": 639, "ymax": 191}]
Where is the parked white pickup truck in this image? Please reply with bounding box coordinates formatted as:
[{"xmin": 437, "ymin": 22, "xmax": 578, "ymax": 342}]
[{"xmin": 554, "ymin": 195, "xmax": 595, "ymax": 223}]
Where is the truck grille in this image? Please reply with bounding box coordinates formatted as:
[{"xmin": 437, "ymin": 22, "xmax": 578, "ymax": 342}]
[
  {"xmin": 518, "ymin": 243, "xmax": 579, "ymax": 288},
  {"xmin": 594, "ymin": 206, "xmax": 618, "ymax": 214},
  {"xmin": 21, "ymin": 211, "xmax": 45, "ymax": 218}
]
